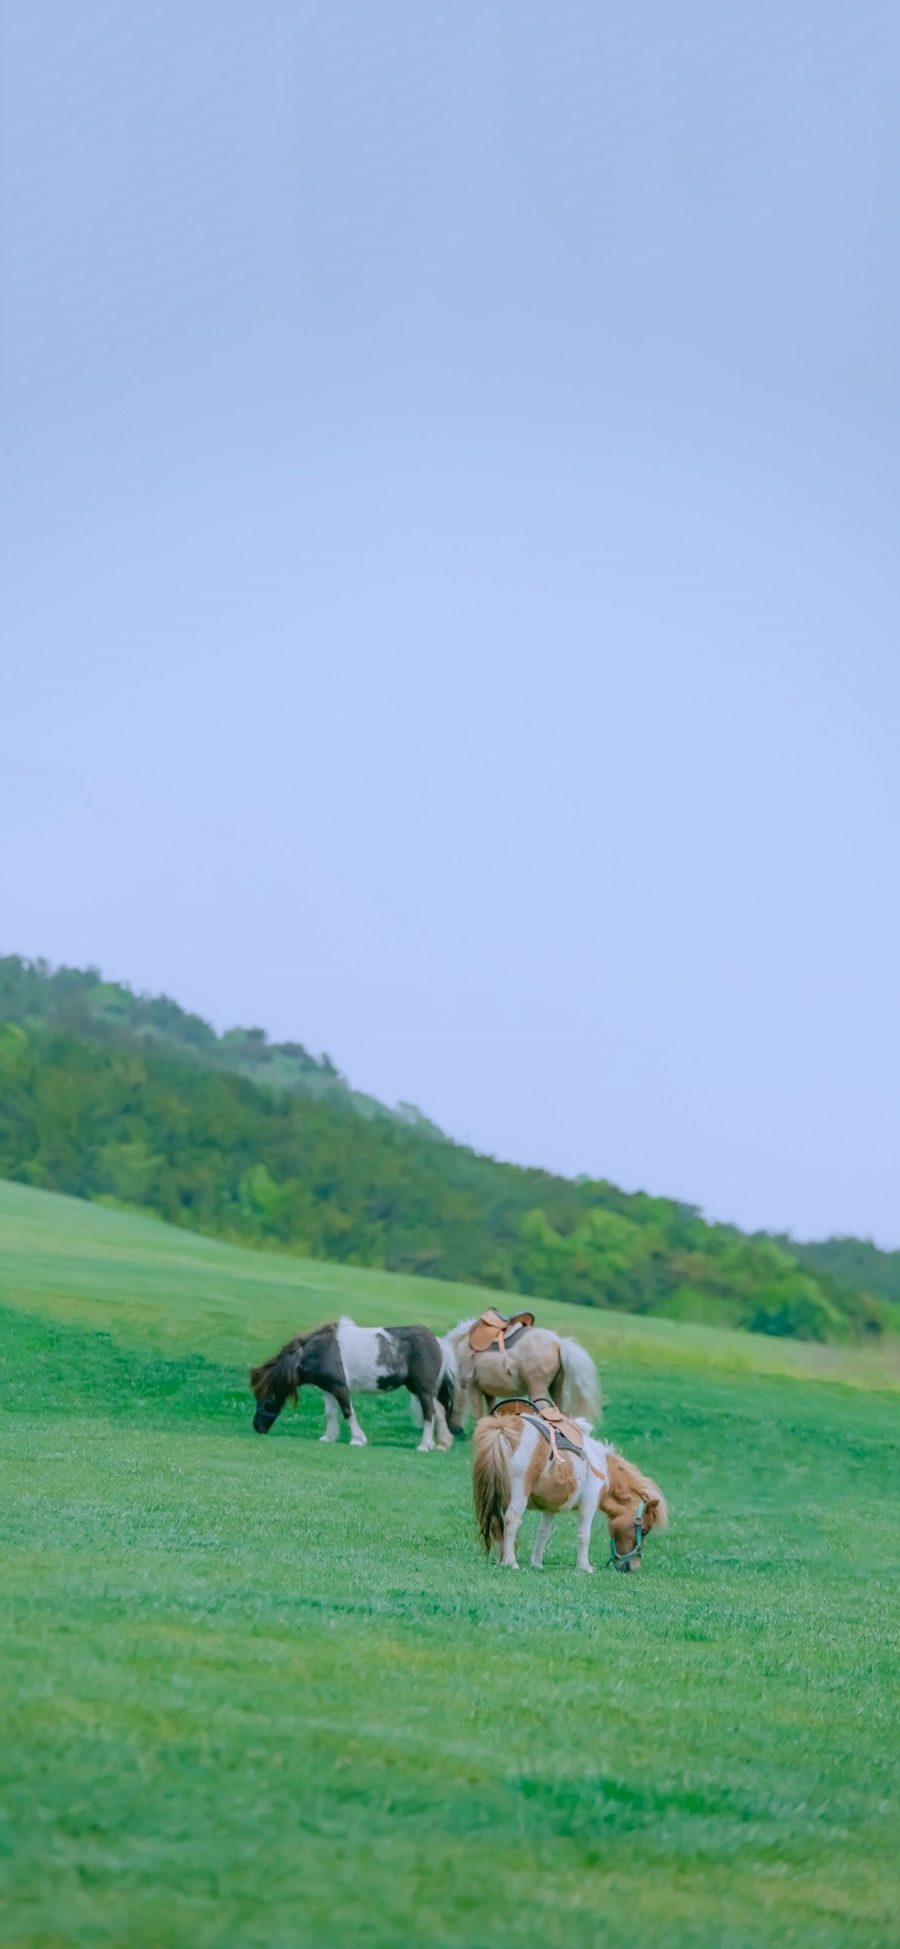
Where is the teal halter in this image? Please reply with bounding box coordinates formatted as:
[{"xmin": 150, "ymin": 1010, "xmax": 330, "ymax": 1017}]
[{"xmin": 607, "ymin": 1497, "xmax": 645, "ymax": 1571}]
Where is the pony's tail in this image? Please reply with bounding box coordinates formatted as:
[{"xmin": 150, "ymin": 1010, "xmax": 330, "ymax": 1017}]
[
  {"xmin": 438, "ymin": 1337, "xmax": 457, "ymax": 1405},
  {"xmin": 439, "ymin": 1336, "xmax": 457, "ymax": 1382},
  {"xmin": 557, "ymin": 1338, "xmax": 601, "ymax": 1425},
  {"xmin": 408, "ymin": 1338, "xmax": 458, "ymax": 1430},
  {"xmin": 472, "ymin": 1418, "xmax": 511, "ymax": 1553},
  {"xmin": 434, "ymin": 1338, "xmax": 459, "ymax": 1445}
]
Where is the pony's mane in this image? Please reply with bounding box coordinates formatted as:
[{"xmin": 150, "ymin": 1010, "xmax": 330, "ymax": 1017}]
[
  {"xmin": 249, "ymin": 1327, "xmax": 333, "ymax": 1403},
  {"xmin": 444, "ymin": 1318, "xmax": 476, "ymax": 1349},
  {"xmin": 604, "ymin": 1447, "xmax": 669, "ymax": 1528}
]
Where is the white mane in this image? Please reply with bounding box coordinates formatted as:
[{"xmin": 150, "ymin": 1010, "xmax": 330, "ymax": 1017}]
[{"xmin": 441, "ymin": 1317, "xmax": 476, "ymax": 1349}]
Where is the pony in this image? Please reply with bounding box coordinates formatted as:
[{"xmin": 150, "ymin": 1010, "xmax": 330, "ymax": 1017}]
[
  {"xmin": 249, "ymin": 1318, "xmax": 456, "ymax": 1452},
  {"xmin": 472, "ymin": 1406, "xmax": 668, "ymax": 1573},
  {"xmin": 441, "ymin": 1316, "xmax": 601, "ymax": 1433}
]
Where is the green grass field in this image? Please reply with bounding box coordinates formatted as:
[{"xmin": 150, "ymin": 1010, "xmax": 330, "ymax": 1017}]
[{"xmin": 2, "ymin": 1181, "xmax": 899, "ymax": 1949}]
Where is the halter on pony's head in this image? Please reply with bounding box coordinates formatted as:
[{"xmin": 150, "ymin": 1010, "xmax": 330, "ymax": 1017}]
[{"xmin": 606, "ymin": 1496, "xmax": 645, "ymax": 1571}]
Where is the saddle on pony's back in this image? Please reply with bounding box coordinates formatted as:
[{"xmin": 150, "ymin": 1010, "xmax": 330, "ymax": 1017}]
[
  {"xmin": 468, "ymin": 1308, "xmax": 536, "ymax": 1355},
  {"xmin": 492, "ymin": 1394, "xmax": 590, "ymax": 1463}
]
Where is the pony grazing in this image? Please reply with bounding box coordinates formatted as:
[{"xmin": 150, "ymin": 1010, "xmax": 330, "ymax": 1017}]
[
  {"xmin": 441, "ymin": 1312, "xmax": 601, "ymax": 1433},
  {"xmin": 249, "ymin": 1318, "xmax": 456, "ymax": 1452},
  {"xmin": 472, "ymin": 1399, "xmax": 668, "ymax": 1573}
]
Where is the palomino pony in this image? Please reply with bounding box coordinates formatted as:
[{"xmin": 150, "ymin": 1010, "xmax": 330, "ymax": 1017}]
[
  {"xmin": 250, "ymin": 1318, "xmax": 456, "ymax": 1452},
  {"xmin": 442, "ymin": 1313, "xmax": 601, "ymax": 1433},
  {"xmin": 472, "ymin": 1400, "xmax": 668, "ymax": 1573}
]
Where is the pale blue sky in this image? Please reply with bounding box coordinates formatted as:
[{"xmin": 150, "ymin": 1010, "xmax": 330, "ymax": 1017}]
[{"xmin": 2, "ymin": 3, "xmax": 898, "ymax": 1243}]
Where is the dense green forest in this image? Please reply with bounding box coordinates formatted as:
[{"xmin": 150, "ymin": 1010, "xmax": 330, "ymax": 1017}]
[
  {"xmin": 0, "ymin": 956, "xmax": 442, "ymax": 1134},
  {"xmin": 0, "ymin": 956, "xmax": 896, "ymax": 1345},
  {"xmin": 773, "ymin": 1234, "xmax": 900, "ymax": 1311}
]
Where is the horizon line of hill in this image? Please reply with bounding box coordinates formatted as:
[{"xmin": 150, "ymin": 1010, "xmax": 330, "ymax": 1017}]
[{"xmin": 1, "ymin": 952, "xmax": 898, "ymax": 1347}]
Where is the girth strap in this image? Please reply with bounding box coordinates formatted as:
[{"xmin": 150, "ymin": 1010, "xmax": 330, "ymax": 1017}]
[{"xmin": 491, "ymin": 1396, "xmax": 605, "ymax": 1480}]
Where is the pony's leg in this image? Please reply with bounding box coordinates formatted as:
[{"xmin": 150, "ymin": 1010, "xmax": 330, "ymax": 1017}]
[
  {"xmin": 467, "ymin": 1377, "xmax": 486, "ymax": 1423},
  {"xmin": 548, "ymin": 1354, "xmax": 565, "ymax": 1407},
  {"xmin": 528, "ymin": 1344, "xmax": 561, "ymax": 1406},
  {"xmin": 413, "ymin": 1389, "xmax": 436, "ymax": 1452},
  {"xmin": 500, "ymin": 1480, "xmax": 528, "ymax": 1569},
  {"xmin": 447, "ymin": 1387, "xmax": 467, "ymax": 1438},
  {"xmin": 575, "ymin": 1496, "xmax": 597, "ymax": 1573},
  {"xmin": 438, "ymin": 1372, "xmax": 461, "ymax": 1441},
  {"xmin": 433, "ymin": 1400, "xmax": 454, "ymax": 1450},
  {"xmin": 319, "ymin": 1392, "xmax": 341, "ymax": 1443},
  {"xmin": 530, "ymin": 1514, "xmax": 555, "ymax": 1569},
  {"xmin": 334, "ymin": 1383, "xmax": 367, "ymax": 1446},
  {"xmin": 448, "ymin": 1403, "xmax": 467, "ymax": 1439}
]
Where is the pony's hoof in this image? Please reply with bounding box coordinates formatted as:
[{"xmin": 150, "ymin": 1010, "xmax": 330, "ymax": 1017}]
[
  {"xmin": 500, "ymin": 1560, "xmax": 520, "ymax": 1571},
  {"xmin": 578, "ymin": 1564, "xmax": 595, "ymax": 1575},
  {"xmin": 530, "ymin": 1561, "xmax": 544, "ymax": 1571},
  {"xmin": 416, "ymin": 1441, "xmax": 434, "ymax": 1453},
  {"xmin": 350, "ymin": 1436, "xmax": 367, "ymax": 1447},
  {"xmin": 319, "ymin": 1434, "xmax": 339, "ymax": 1444},
  {"xmin": 451, "ymin": 1427, "xmax": 467, "ymax": 1441}
]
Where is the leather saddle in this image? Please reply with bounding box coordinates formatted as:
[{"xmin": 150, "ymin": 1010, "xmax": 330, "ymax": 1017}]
[
  {"xmin": 468, "ymin": 1307, "xmax": 536, "ymax": 1355},
  {"xmin": 492, "ymin": 1394, "xmax": 587, "ymax": 1456}
]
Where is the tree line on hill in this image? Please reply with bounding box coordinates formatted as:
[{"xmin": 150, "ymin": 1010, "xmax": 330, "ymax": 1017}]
[
  {"xmin": 0, "ymin": 955, "xmax": 442, "ymax": 1134},
  {"xmin": 0, "ymin": 955, "xmax": 895, "ymax": 1346}
]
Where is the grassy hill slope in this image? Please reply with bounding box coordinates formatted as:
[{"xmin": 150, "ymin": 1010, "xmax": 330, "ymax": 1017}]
[
  {"xmin": 1, "ymin": 1180, "xmax": 897, "ymax": 1389},
  {"xmin": 2, "ymin": 953, "xmax": 895, "ymax": 1346},
  {"xmin": 2, "ymin": 1182, "xmax": 899, "ymax": 1949}
]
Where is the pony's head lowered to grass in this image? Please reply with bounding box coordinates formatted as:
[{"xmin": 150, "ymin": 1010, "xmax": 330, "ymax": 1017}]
[
  {"xmin": 249, "ymin": 1332, "xmax": 314, "ymax": 1432},
  {"xmin": 600, "ymin": 1452, "xmax": 669, "ymax": 1572}
]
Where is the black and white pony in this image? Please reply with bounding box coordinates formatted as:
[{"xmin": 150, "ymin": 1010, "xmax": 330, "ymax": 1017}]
[{"xmin": 249, "ymin": 1317, "xmax": 456, "ymax": 1452}]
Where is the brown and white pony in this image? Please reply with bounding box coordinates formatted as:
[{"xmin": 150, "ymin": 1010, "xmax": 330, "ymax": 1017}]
[
  {"xmin": 472, "ymin": 1409, "xmax": 668, "ymax": 1573},
  {"xmin": 441, "ymin": 1318, "xmax": 601, "ymax": 1432}
]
